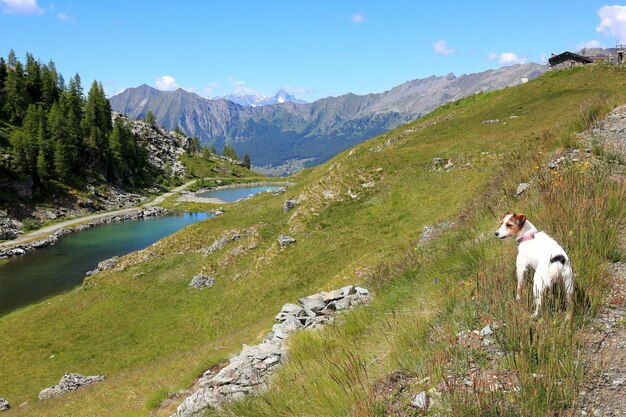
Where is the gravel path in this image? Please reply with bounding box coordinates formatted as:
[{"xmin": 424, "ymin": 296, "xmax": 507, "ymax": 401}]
[{"xmin": 0, "ymin": 180, "xmax": 196, "ymax": 248}]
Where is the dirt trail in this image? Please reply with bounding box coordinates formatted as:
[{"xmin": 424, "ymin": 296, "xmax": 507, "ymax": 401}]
[
  {"xmin": 576, "ymin": 105, "xmax": 626, "ymax": 417},
  {"xmin": 0, "ymin": 180, "xmax": 196, "ymax": 248}
]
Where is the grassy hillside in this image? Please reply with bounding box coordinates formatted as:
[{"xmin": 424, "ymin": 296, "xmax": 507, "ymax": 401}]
[{"xmin": 0, "ymin": 65, "xmax": 625, "ymax": 417}]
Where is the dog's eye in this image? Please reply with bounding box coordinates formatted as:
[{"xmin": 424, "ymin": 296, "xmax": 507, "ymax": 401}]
[{"xmin": 506, "ymin": 224, "xmax": 513, "ymax": 228}]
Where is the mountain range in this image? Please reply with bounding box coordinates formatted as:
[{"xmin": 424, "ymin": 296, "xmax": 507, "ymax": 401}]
[{"xmin": 109, "ymin": 63, "xmax": 546, "ymax": 174}]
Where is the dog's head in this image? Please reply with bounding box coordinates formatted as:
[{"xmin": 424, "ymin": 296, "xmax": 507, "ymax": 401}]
[{"xmin": 494, "ymin": 212, "xmax": 527, "ymax": 239}]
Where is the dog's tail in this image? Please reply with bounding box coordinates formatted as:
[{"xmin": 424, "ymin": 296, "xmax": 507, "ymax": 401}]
[{"xmin": 549, "ymin": 254, "xmax": 574, "ymax": 303}]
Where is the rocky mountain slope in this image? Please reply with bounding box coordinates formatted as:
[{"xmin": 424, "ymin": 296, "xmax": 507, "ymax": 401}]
[
  {"xmin": 3, "ymin": 66, "xmax": 624, "ymax": 417},
  {"xmin": 110, "ymin": 63, "xmax": 546, "ymax": 172}
]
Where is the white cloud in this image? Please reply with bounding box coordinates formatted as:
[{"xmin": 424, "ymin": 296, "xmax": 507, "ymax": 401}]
[
  {"xmin": 1, "ymin": 0, "xmax": 43, "ymax": 15},
  {"xmin": 228, "ymin": 77, "xmax": 264, "ymax": 96},
  {"xmin": 539, "ymin": 53, "xmax": 549, "ymax": 64},
  {"xmin": 57, "ymin": 12, "xmax": 75, "ymax": 23},
  {"xmin": 597, "ymin": 5, "xmax": 626, "ymax": 43},
  {"xmin": 487, "ymin": 52, "xmax": 526, "ymax": 65},
  {"xmin": 155, "ymin": 75, "xmax": 179, "ymax": 91},
  {"xmin": 576, "ymin": 39, "xmax": 603, "ymax": 50},
  {"xmin": 432, "ymin": 40, "xmax": 456, "ymax": 56},
  {"xmin": 351, "ymin": 13, "xmax": 366, "ymax": 23},
  {"xmin": 205, "ymin": 81, "xmax": 220, "ymax": 95}
]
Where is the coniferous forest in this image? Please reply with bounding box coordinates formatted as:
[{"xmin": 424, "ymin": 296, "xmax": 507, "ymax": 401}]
[{"xmin": 0, "ymin": 50, "xmax": 149, "ymax": 192}]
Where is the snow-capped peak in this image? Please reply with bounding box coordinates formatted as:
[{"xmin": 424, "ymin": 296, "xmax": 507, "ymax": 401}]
[{"xmin": 221, "ymin": 89, "xmax": 306, "ymax": 107}]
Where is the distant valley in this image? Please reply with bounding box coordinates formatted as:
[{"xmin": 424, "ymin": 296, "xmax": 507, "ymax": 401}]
[{"xmin": 110, "ymin": 63, "xmax": 546, "ymax": 174}]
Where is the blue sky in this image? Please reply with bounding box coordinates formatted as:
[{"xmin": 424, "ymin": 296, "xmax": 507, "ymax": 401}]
[{"xmin": 1, "ymin": 1, "xmax": 626, "ymax": 101}]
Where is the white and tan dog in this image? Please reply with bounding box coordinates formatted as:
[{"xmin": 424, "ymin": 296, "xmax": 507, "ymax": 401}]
[{"xmin": 495, "ymin": 212, "xmax": 574, "ymax": 318}]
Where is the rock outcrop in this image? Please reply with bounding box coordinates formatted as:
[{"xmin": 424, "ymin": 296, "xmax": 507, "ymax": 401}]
[
  {"xmin": 113, "ymin": 113, "xmax": 194, "ymax": 177},
  {"xmin": 189, "ymin": 274, "xmax": 216, "ymax": 289},
  {"xmin": 85, "ymin": 256, "xmax": 119, "ymax": 276},
  {"xmin": 171, "ymin": 285, "xmax": 372, "ymax": 417},
  {"xmin": 0, "ymin": 210, "xmax": 21, "ymax": 240},
  {"xmin": 0, "ymin": 398, "xmax": 9, "ymax": 411},
  {"xmin": 38, "ymin": 373, "xmax": 105, "ymax": 400},
  {"xmin": 282, "ymin": 198, "xmax": 299, "ymax": 212}
]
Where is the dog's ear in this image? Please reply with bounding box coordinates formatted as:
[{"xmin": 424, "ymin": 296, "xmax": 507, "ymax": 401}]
[{"xmin": 514, "ymin": 213, "xmax": 527, "ymax": 227}]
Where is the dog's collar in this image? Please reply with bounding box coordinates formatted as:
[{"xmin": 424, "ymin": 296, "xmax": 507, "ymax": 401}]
[{"xmin": 517, "ymin": 233, "xmax": 535, "ymax": 244}]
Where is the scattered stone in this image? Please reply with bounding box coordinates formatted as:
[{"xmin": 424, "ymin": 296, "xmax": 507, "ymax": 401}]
[
  {"xmin": 0, "ymin": 398, "xmax": 9, "ymax": 411},
  {"xmin": 480, "ymin": 325, "xmax": 493, "ymax": 337},
  {"xmin": 515, "ymin": 182, "xmax": 531, "ymax": 196},
  {"xmin": 10, "ymin": 248, "xmax": 25, "ymax": 256},
  {"xmin": 278, "ymin": 235, "xmax": 296, "ymax": 247},
  {"xmin": 444, "ymin": 160, "xmax": 454, "ymax": 170},
  {"xmin": 203, "ymin": 231, "xmax": 241, "ymax": 255},
  {"xmin": 412, "ymin": 391, "xmax": 428, "ymax": 410},
  {"xmin": 38, "ymin": 373, "xmax": 104, "ymax": 400},
  {"xmin": 189, "ymin": 274, "xmax": 216, "ymax": 289},
  {"xmin": 171, "ymin": 285, "xmax": 372, "ymax": 417},
  {"xmin": 612, "ymin": 377, "xmax": 625, "ymax": 388},
  {"xmin": 481, "ymin": 119, "xmax": 500, "ymax": 124},
  {"xmin": 272, "ymin": 187, "xmax": 287, "ymax": 196},
  {"xmin": 283, "ymin": 198, "xmax": 299, "ymax": 212},
  {"xmin": 547, "ymin": 162, "xmax": 557, "ymax": 169}
]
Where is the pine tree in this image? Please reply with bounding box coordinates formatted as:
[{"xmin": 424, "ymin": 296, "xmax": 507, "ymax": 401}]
[
  {"xmin": 9, "ymin": 129, "xmax": 32, "ymax": 176},
  {"xmin": 54, "ymin": 139, "xmax": 72, "ymax": 179},
  {"xmin": 243, "ymin": 153, "xmax": 251, "ymax": 169},
  {"xmin": 25, "ymin": 53, "xmax": 42, "ymax": 103},
  {"xmin": 65, "ymin": 73, "xmax": 84, "ymax": 120},
  {"xmin": 47, "ymin": 102, "xmax": 67, "ymax": 180},
  {"xmin": 145, "ymin": 110, "xmax": 156, "ymax": 127},
  {"xmin": 0, "ymin": 57, "xmax": 7, "ymax": 115},
  {"xmin": 82, "ymin": 80, "xmax": 112, "ymax": 158},
  {"xmin": 222, "ymin": 145, "xmax": 239, "ymax": 160},
  {"xmin": 36, "ymin": 148, "xmax": 49, "ymax": 180},
  {"xmin": 3, "ymin": 51, "xmax": 29, "ymax": 123},
  {"xmin": 20, "ymin": 104, "xmax": 44, "ymax": 173},
  {"xmin": 40, "ymin": 60, "xmax": 60, "ymax": 108}
]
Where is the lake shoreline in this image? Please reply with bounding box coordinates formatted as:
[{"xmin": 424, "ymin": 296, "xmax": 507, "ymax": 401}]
[
  {"xmin": 178, "ymin": 181, "xmax": 294, "ymax": 204},
  {"xmin": 0, "ymin": 207, "xmax": 169, "ymax": 260}
]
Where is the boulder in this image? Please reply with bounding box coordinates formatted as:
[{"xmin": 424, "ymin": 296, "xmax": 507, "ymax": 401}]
[
  {"xmin": 10, "ymin": 248, "xmax": 25, "ymax": 256},
  {"xmin": 283, "ymin": 198, "xmax": 299, "ymax": 212},
  {"xmin": 278, "ymin": 235, "xmax": 296, "ymax": 247},
  {"xmin": 515, "ymin": 182, "xmax": 531, "ymax": 196},
  {"xmin": 189, "ymin": 274, "xmax": 216, "ymax": 289},
  {"xmin": 298, "ymin": 294, "xmax": 326, "ymax": 312},
  {"xmin": 412, "ymin": 391, "xmax": 429, "ymax": 410},
  {"xmin": 0, "ymin": 398, "xmax": 9, "ymax": 411},
  {"xmin": 275, "ymin": 303, "xmax": 303, "ymax": 322},
  {"xmin": 38, "ymin": 373, "xmax": 104, "ymax": 400},
  {"xmin": 271, "ymin": 316, "xmax": 303, "ymax": 339}
]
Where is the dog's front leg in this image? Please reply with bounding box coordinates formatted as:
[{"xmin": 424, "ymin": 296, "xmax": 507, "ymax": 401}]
[{"xmin": 515, "ymin": 256, "xmax": 526, "ymax": 300}]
